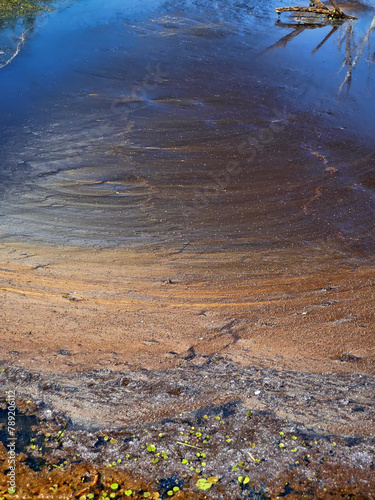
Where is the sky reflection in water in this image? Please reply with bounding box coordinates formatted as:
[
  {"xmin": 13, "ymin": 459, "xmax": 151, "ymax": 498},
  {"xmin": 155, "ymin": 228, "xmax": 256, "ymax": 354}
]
[{"xmin": 0, "ymin": 0, "xmax": 374, "ymax": 131}]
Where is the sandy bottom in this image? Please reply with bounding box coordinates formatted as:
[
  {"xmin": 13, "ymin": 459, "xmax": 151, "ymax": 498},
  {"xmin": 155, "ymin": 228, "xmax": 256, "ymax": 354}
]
[{"xmin": 1, "ymin": 239, "xmax": 374, "ymax": 377}]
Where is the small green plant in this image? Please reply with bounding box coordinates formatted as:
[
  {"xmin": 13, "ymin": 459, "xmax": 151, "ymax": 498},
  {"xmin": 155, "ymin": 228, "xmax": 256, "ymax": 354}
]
[
  {"xmin": 238, "ymin": 476, "xmax": 250, "ymax": 485},
  {"xmin": 196, "ymin": 478, "xmax": 212, "ymax": 490}
]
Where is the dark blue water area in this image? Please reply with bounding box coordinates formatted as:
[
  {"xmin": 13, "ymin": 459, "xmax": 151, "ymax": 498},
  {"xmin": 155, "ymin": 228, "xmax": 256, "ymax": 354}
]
[
  {"xmin": 0, "ymin": 0, "xmax": 374, "ymax": 247},
  {"xmin": 0, "ymin": 0, "xmax": 159, "ymax": 119},
  {"xmin": 1, "ymin": 0, "xmax": 372, "ymax": 131}
]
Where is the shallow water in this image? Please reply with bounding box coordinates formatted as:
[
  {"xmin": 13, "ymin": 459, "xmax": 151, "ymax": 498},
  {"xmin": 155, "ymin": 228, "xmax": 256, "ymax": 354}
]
[
  {"xmin": 0, "ymin": 0, "xmax": 374, "ymax": 256},
  {"xmin": 1, "ymin": 6, "xmax": 374, "ymax": 493}
]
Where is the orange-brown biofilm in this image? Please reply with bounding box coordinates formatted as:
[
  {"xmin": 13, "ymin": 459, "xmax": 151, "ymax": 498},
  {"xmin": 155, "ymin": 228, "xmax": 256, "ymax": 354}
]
[{"xmin": 1, "ymin": 239, "xmax": 373, "ymax": 376}]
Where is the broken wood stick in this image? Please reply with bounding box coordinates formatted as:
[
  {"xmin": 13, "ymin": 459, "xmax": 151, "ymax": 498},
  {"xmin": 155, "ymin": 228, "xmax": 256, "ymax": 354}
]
[
  {"xmin": 328, "ymin": 0, "xmax": 345, "ymax": 17},
  {"xmin": 275, "ymin": 2, "xmax": 357, "ymax": 20},
  {"xmin": 311, "ymin": 0, "xmax": 328, "ymax": 9},
  {"xmin": 276, "ymin": 7, "xmax": 335, "ymax": 15}
]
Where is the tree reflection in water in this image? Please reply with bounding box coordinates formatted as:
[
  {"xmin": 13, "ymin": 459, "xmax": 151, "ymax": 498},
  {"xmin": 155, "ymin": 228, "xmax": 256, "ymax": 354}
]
[
  {"xmin": 265, "ymin": 8, "xmax": 375, "ymax": 94},
  {"xmin": 0, "ymin": 0, "xmax": 52, "ymax": 69}
]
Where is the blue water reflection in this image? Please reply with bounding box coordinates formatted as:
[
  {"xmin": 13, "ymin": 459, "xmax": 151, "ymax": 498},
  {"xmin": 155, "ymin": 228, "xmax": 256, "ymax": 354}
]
[{"xmin": 1, "ymin": 1, "xmax": 374, "ymax": 130}]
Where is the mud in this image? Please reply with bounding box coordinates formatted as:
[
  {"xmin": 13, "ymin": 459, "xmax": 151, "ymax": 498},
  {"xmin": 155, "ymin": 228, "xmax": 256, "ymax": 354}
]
[{"xmin": 1, "ymin": 360, "xmax": 375, "ymax": 499}]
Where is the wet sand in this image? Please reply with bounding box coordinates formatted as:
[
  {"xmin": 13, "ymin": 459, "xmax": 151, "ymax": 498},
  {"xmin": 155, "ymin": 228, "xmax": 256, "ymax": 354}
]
[
  {"xmin": 1, "ymin": 238, "xmax": 374, "ymax": 378},
  {"xmin": 1, "ymin": 0, "xmax": 375, "ymax": 497}
]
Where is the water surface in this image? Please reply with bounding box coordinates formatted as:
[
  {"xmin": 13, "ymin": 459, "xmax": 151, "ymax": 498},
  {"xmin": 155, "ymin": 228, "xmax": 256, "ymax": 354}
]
[{"xmin": 0, "ymin": 0, "xmax": 374, "ymax": 259}]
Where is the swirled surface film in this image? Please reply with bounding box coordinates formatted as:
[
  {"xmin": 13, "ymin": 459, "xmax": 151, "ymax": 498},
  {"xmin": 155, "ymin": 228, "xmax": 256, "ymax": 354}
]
[{"xmin": 0, "ymin": 0, "xmax": 374, "ymax": 256}]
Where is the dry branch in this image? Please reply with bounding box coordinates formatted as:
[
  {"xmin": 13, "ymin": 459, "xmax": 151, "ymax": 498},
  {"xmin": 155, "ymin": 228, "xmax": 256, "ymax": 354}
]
[
  {"xmin": 311, "ymin": 0, "xmax": 329, "ymax": 9},
  {"xmin": 275, "ymin": 7, "xmax": 335, "ymax": 15},
  {"xmin": 276, "ymin": 1, "xmax": 357, "ymax": 20},
  {"xmin": 328, "ymin": 0, "xmax": 345, "ymax": 16}
]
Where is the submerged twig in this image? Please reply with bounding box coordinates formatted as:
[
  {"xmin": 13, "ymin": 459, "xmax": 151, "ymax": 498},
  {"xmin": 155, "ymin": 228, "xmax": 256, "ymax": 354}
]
[
  {"xmin": 247, "ymin": 451, "xmax": 257, "ymax": 462},
  {"xmin": 176, "ymin": 441, "xmax": 202, "ymax": 449},
  {"xmin": 55, "ymin": 418, "xmax": 69, "ymax": 442}
]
